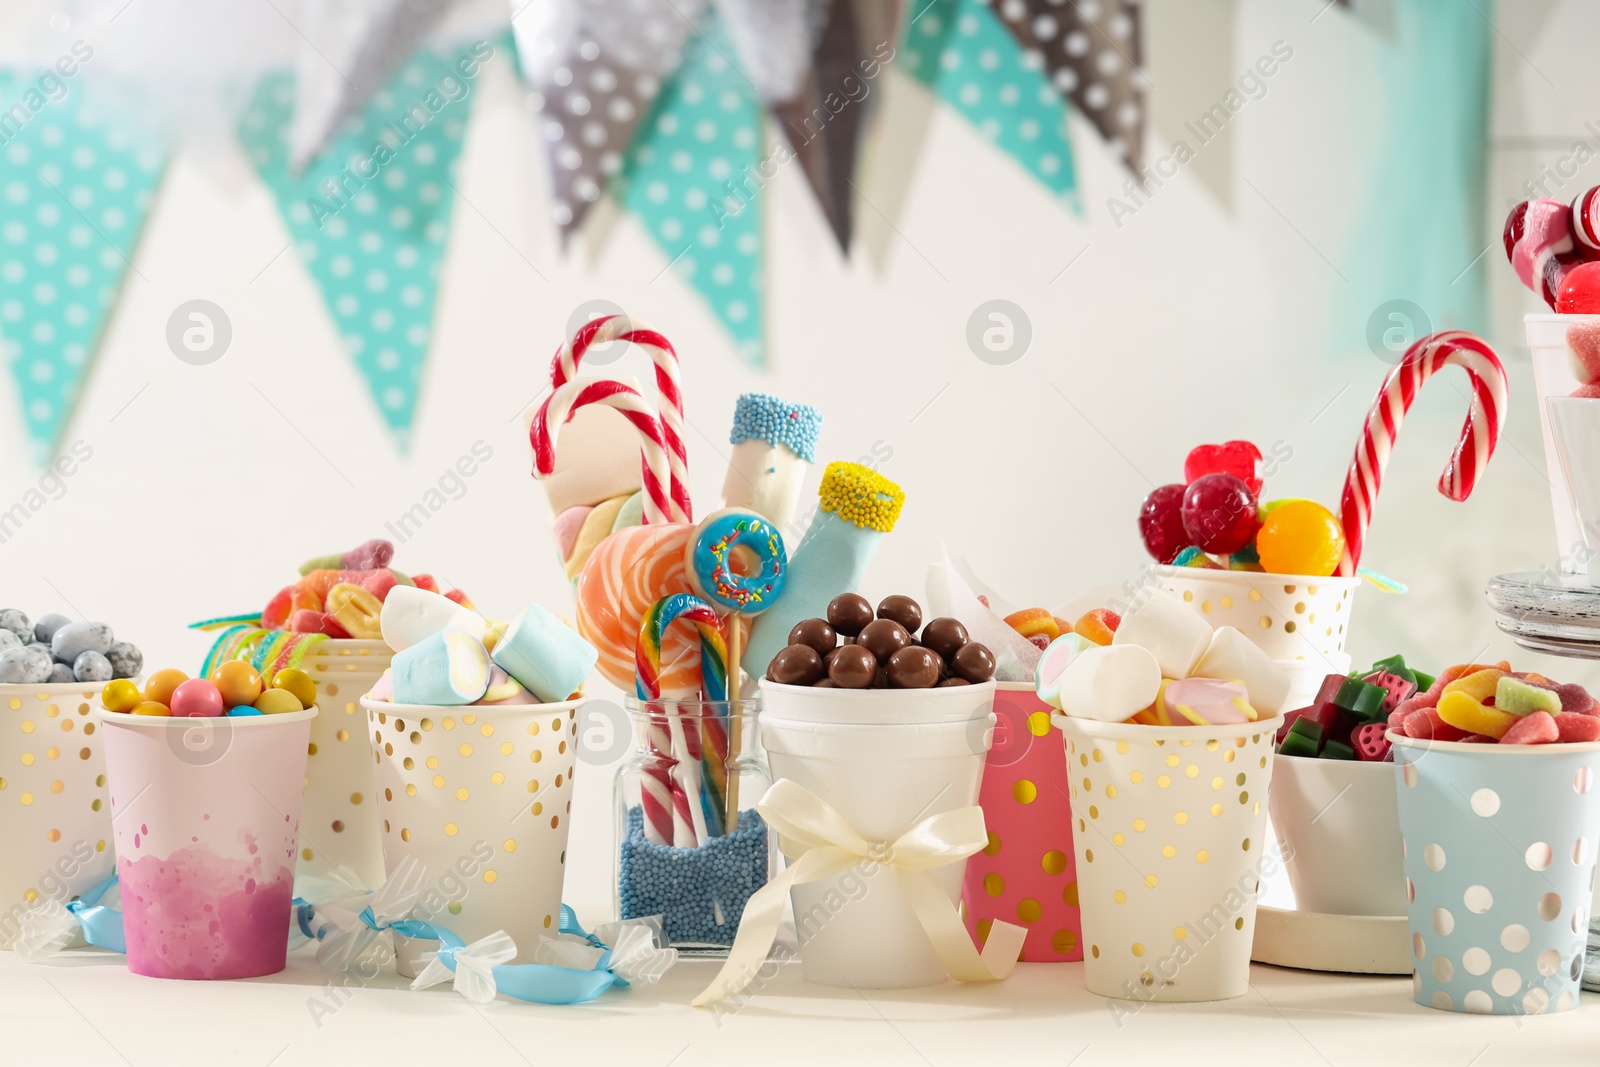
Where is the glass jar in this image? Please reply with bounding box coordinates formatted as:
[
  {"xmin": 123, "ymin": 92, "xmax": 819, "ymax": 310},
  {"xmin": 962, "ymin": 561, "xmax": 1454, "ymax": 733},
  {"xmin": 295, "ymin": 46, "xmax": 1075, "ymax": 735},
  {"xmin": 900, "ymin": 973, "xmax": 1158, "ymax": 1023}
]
[{"xmin": 614, "ymin": 698, "xmax": 771, "ymax": 956}]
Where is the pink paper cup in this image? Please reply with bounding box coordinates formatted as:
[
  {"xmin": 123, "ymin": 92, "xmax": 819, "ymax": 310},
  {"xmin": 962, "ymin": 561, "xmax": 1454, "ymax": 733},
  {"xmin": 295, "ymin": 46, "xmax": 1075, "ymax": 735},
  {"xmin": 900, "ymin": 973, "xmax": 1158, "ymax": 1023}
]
[{"xmin": 97, "ymin": 707, "xmax": 316, "ymax": 980}]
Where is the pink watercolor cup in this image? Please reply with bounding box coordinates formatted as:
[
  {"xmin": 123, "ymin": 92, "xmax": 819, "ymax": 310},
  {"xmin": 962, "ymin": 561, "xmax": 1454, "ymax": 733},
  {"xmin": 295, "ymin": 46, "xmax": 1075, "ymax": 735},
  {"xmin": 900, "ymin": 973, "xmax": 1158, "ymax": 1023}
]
[{"xmin": 96, "ymin": 707, "xmax": 316, "ymax": 980}]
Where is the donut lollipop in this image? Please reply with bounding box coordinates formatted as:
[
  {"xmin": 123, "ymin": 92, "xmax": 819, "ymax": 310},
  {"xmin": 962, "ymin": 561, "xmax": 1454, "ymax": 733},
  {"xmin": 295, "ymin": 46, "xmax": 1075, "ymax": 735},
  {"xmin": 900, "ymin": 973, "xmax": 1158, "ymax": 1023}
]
[{"xmin": 684, "ymin": 508, "xmax": 789, "ymax": 830}]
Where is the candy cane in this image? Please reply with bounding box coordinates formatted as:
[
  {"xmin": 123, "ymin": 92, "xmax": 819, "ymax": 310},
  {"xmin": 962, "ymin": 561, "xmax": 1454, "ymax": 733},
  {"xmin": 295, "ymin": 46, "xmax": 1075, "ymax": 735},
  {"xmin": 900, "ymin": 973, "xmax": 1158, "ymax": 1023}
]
[
  {"xmin": 552, "ymin": 315, "xmax": 692, "ymax": 522},
  {"xmin": 1337, "ymin": 331, "xmax": 1508, "ymax": 576},
  {"xmin": 532, "ymin": 378, "xmax": 674, "ymax": 524}
]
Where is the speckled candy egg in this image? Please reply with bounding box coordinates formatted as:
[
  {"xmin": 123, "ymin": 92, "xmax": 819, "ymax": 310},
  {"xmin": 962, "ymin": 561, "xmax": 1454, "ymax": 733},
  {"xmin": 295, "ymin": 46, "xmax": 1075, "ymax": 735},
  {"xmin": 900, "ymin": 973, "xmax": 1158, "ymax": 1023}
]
[
  {"xmin": 106, "ymin": 641, "xmax": 143, "ymax": 680},
  {"xmin": 0, "ymin": 609, "xmax": 31, "ymax": 642},
  {"xmin": 50, "ymin": 621, "xmax": 113, "ymax": 665},
  {"xmin": 0, "ymin": 645, "xmax": 52, "ymax": 684},
  {"xmin": 73, "ymin": 650, "xmax": 113, "ymax": 683}
]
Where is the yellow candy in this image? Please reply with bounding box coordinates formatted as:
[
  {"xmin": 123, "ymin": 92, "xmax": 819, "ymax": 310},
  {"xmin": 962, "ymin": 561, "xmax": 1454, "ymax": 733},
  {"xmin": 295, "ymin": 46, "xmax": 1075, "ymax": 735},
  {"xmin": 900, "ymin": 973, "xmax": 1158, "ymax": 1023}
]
[
  {"xmin": 272, "ymin": 668, "xmax": 317, "ymax": 708},
  {"xmin": 143, "ymin": 668, "xmax": 188, "ymax": 706},
  {"xmin": 211, "ymin": 661, "xmax": 264, "ymax": 708},
  {"xmin": 101, "ymin": 679, "xmax": 142, "ymax": 714},
  {"xmin": 254, "ymin": 687, "xmax": 304, "ymax": 714},
  {"xmin": 132, "ymin": 701, "xmax": 172, "ymax": 717},
  {"xmin": 1441, "ymin": 668, "xmax": 1507, "ymax": 704},
  {"xmin": 1436, "ymin": 690, "xmax": 1517, "ymax": 739},
  {"xmin": 483, "ymin": 619, "xmax": 509, "ymax": 652},
  {"xmin": 325, "ymin": 582, "xmax": 384, "ymax": 639}
]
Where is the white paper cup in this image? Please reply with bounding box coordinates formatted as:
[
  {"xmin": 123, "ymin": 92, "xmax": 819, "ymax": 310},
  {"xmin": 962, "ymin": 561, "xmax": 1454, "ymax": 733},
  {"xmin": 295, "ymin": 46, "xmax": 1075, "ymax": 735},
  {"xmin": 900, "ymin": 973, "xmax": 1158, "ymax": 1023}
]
[
  {"xmin": 1056, "ymin": 714, "xmax": 1282, "ymax": 1002},
  {"xmin": 1268, "ymin": 755, "xmax": 1405, "ymax": 917},
  {"xmin": 760, "ymin": 680, "xmax": 997, "ymax": 989},
  {"xmin": 363, "ymin": 696, "xmax": 580, "ymax": 976},
  {"xmin": 0, "ymin": 683, "xmax": 118, "ymax": 949},
  {"xmin": 1527, "ymin": 313, "xmax": 1600, "ymax": 573},
  {"xmin": 1154, "ymin": 567, "xmax": 1360, "ymax": 662},
  {"xmin": 298, "ymin": 640, "xmax": 391, "ymax": 890}
]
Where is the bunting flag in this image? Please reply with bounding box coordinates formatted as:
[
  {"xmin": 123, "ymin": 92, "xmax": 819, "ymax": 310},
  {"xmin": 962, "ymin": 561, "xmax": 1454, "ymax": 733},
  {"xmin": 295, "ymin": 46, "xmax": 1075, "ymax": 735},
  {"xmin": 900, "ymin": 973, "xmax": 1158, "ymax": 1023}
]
[
  {"xmin": 900, "ymin": 0, "xmax": 1079, "ymax": 203},
  {"xmin": 238, "ymin": 43, "xmax": 483, "ymax": 449},
  {"xmin": 0, "ymin": 73, "xmax": 165, "ymax": 461},
  {"xmin": 288, "ymin": 0, "xmax": 459, "ymax": 170},
  {"xmin": 513, "ymin": 0, "xmax": 706, "ymax": 242},
  {"xmin": 718, "ymin": 0, "xmax": 902, "ymax": 252},
  {"xmin": 617, "ymin": 15, "xmax": 765, "ymax": 366},
  {"xmin": 1332, "ymin": 0, "xmax": 1490, "ymax": 354},
  {"xmin": 990, "ymin": 0, "xmax": 1145, "ymax": 174}
]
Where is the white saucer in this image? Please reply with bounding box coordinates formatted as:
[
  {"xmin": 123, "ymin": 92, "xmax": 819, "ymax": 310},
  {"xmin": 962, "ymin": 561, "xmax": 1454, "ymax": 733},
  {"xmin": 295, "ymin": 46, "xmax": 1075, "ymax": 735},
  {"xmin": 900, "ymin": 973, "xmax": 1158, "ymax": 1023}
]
[{"xmin": 1251, "ymin": 905, "xmax": 1411, "ymax": 975}]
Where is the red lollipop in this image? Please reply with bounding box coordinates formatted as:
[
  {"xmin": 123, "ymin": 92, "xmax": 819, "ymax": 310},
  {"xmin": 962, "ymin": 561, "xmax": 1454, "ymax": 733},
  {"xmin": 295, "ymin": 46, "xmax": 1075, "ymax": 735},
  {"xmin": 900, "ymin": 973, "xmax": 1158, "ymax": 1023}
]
[
  {"xmin": 1180, "ymin": 473, "xmax": 1259, "ymax": 555},
  {"xmin": 1183, "ymin": 440, "xmax": 1264, "ymax": 497},
  {"xmin": 1138, "ymin": 483, "xmax": 1189, "ymax": 564}
]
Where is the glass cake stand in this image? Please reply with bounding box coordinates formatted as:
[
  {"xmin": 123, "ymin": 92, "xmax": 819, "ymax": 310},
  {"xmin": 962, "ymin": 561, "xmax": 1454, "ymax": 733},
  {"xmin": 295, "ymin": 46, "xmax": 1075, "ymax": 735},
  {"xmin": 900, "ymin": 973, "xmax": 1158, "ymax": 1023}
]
[{"xmin": 1486, "ymin": 571, "xmax": 1600, "ymax": 658}]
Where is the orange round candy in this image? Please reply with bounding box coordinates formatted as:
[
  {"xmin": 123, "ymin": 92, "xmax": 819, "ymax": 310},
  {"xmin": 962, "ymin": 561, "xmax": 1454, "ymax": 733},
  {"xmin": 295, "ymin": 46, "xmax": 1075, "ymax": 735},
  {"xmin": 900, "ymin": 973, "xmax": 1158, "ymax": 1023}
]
[
  {"xmin": 211, "ymin": 661, "xmax": 264, "ymax": 707},
  {"xmin": 132, "ymin": 701, "xmax": 172, "ymax": 716},
  {"xmin": 143, "ymin": 668, "xmax": 189, "ymax": 706},
  {"xmin": 1255, "ymin": 500, "xmax": 1345, "ymax": 577}
]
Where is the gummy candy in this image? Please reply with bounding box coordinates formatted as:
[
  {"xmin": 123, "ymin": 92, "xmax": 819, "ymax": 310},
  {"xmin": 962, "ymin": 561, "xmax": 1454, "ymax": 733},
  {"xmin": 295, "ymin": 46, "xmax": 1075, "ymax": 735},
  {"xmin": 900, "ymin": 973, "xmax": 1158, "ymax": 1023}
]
[
  {"xmin": 1436, "ymin": 690, "xmax": 1517, "ymax": 739},
  {"xmin": 1495, "ymin": 676, "xmax": 1561, "ymax": 716},
  {"xmin": 1073, "ymin": 609, "xmax": 1120, "ymax": 646},
  {"xmin": 1500, "ymin": 712, "xmax": 1558, "ymax": 745},
  {"xmin": 1183, "ymin": 440, "xmax": 1265, "ymax": 496}
]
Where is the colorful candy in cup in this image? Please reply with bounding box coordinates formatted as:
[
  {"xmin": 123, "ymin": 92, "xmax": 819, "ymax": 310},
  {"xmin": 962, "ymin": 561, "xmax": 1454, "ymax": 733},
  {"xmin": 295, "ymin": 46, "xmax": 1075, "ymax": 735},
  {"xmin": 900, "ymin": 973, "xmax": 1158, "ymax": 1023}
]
[
  {"xmin": 102, "ymin": 665, "xmax": 316, "ymax": 717},
  {"xmin": 239, "ymin": 539, "xmax": 472, "ymax": 635}
]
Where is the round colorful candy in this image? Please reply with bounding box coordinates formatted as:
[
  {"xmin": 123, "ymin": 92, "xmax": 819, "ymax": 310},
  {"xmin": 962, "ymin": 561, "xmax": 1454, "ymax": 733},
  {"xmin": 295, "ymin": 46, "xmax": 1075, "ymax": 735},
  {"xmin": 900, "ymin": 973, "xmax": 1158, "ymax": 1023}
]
[
  {"xmin": 1180, "ymin": 473, "xmax": 1258, "ymax": 555},
  {"xmin": 1255, "ymin": 499, "xmax": 1346, "ymax": 577},
  {"xmin": 170, "ymin": 678, "xmax": 225, "ymax": 718},
  {"xmin": 254, "ymin": 688, "xmax": 304, "ymax": 714},
  {"xmin": 143, "ymin": 668, "xmax": 189, "ymax": 706},
  {"xmin": 271, "ymin": 668, "xmax": 317, "ymax": 708},
  {"xmin": 1138, "ymin": 483, "xmax": 1189, "ymax": 564},
  {"xmin": 132, "ymin": 701, "xmax": 172, "ymax": 716},
  {"xmin": 685, "ymin": 507, "xmax": 788, "ymax": 614},
  {"xmin": 211, "ymin": 661, "xmax": 264, "ymax": 708},
  {"xmin": 1558, "ymin": 261, "xmax": 1600, "ymax": 313},
  {"xmin": 101, "ymin": 678, "xmax": 142, "ymax": 714}
]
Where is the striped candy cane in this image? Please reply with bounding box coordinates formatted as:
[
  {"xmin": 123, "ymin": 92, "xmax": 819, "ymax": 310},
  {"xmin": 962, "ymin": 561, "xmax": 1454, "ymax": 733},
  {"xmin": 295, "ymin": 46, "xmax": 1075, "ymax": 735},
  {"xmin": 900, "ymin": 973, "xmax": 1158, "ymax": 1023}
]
[
  {"xmin": 1337, "ymin": 331, "xmax": 1508, "ymax": 576},
  {"xmin": 552, "ymin": 315, "xmax": 692, "ymax": 522},
  {"xmin": 532, "ymin": 378, "xmax": 674, "ymax": 525},
  {"xmin": 639, "ymin": 703, "xmax": 678, "ymax": 845}
]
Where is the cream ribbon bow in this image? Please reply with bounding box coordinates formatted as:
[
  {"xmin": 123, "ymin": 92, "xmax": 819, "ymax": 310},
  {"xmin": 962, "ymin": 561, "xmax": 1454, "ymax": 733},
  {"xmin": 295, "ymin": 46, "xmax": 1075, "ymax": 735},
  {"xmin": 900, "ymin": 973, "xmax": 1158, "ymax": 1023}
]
[
  {"xmin": 412, "ymin": 930, "xmax": 518, "ymax": 1004},
  {"xmin": 694, "ymin": 780, "xmax": 1026, "ymax": 1007}
]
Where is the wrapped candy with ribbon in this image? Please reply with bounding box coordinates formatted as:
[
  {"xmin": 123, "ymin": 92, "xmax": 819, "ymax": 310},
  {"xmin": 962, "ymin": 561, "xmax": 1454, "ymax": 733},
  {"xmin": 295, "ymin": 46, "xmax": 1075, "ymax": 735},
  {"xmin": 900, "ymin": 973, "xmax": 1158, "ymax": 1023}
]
[
  {"xmin": 693, "ymin": 779, "xmax": 1025, "ymax": 1006},
  {"xmin": 13, "ymin": 874, "xmax": 126, "ymax": 961}
]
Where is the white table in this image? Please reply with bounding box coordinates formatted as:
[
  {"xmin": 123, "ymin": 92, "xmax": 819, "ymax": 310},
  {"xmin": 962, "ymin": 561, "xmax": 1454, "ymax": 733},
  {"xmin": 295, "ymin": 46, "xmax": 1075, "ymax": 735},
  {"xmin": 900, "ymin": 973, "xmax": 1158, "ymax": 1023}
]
[{"xmin": 3, "ymin": 934, "xmax": 1595, "ymax": 1066}]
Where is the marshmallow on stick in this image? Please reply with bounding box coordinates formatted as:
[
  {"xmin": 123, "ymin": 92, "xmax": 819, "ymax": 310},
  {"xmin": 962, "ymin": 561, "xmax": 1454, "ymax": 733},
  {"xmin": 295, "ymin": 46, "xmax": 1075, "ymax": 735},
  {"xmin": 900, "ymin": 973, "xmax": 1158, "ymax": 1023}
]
[
  {"xmin": 719, "ymin": 393, "xmax": 822, "ymax": 530},
  {"xmin": 744, "ymin": 462, "xmax": 904, "ymax": 678}
]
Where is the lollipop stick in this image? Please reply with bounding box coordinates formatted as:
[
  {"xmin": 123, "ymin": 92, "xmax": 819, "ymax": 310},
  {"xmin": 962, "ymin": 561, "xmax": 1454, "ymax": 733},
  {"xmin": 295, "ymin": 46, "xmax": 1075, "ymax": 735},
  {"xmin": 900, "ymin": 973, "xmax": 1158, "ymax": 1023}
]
[{"xmin": 725, "ymin": 615, "xmax": 743, "ymax": 832}]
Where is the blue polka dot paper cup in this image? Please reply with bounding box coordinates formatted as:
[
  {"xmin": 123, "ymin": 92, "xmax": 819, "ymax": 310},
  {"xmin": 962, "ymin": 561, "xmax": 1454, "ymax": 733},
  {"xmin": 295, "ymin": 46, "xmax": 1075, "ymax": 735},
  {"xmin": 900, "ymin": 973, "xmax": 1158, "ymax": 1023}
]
[{"xmin": 1392, "ymin": 734, "xmax": 1600, "ymax": 1015}]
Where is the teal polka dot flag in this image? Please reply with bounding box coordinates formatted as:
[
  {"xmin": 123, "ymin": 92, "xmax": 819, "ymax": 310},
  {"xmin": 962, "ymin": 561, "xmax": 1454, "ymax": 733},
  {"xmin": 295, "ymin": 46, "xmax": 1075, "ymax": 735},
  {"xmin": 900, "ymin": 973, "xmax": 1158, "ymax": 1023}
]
[
  {"xmin": 238, "ymin": 46, "xmax": 479, "ymax": 450},
  {"xmin": 901, "ymin": 0, "xmax": 1079, "ymax": 205},
  {"xmin": 619, "ymin": 17, "xmax": 765, "ymax": 367},
  {"xmin": 0, "ymin": 75, "xmax": 164, "ymax": 462}
]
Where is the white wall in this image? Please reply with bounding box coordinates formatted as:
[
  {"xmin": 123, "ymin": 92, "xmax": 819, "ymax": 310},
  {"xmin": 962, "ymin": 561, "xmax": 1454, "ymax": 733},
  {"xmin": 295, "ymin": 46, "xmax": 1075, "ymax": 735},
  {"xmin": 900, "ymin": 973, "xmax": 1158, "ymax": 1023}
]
[{"xmin": 0, "ymin": 0, "xmax": 1595, "ymax": 905}]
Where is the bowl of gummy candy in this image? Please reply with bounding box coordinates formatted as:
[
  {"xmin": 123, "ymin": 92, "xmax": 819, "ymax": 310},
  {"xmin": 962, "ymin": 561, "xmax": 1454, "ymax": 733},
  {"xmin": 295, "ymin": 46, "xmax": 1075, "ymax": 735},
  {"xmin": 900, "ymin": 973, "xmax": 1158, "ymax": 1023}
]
[{"xmin": 1137, "ymin": 441, "xmax": 1360, "ymax": 678}]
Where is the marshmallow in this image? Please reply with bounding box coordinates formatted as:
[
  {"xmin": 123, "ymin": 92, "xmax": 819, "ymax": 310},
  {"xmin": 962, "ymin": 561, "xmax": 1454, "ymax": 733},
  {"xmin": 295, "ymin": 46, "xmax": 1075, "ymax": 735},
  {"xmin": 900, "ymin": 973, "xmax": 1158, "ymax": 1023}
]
[
  {"xmin": 491, "ymin": 602, "xmax": 598, "ymax": 704},
  {"xmin": 1112, "ymin": 589, "xmax": 1212, "ymax": 679},
  {"xmin": 366, "ymin": 668, "xmax": 394, "ymax": 702},
  {"xmin": 391, "ymin": 628, "xmax": 491, "ymax": 705},
  {"xmin": 564, "ymin": 495, "xmax": 628, "ymax": 580},
  {"xmin": 1191, "ymin": 626, "xmax": 1290, "ymax": 715},
  {"xmin": 1058, "ymin": 644, "xmax": 1162, "ymax": 722},
  {"xmin": 1164, "ymin": 677, "xmax": 1254, "ymax": 726},
  {"xmin": 1036, "ymin": 633, "xmax": 1095, "ymax": 709},
  {"xmin": 478, "ymin": 666, "xmax": 535, "ymax": 706},
  {"xmin": 538, "ymin": 384, "xmax": 646, "ymax": 515},
  {"xmin": 380, "ymin": 585, "xmax": 487, "ymax": 652}
]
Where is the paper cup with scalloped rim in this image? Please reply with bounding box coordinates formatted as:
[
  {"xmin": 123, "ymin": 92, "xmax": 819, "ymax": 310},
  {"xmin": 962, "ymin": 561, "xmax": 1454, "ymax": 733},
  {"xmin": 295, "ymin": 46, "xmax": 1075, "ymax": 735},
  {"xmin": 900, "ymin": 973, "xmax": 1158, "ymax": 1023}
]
[
  {"xmin": 1392, "ymin": 734, "xmax": 1600, "ymax": 1015},
  {"xmin": 97, "ymin": 705, "xmax": 316, "ymax": 979},
  {"xmin": 0, "ymin": 683, "xmax": 119, "ymax": 949},
  {"xmin": 363, "ymin": 696, "xmax": 580, "ymax": 976},
  {"xmin": 1055, "ymin": 713, "xmax": 1282, "ymax": 1002},
  {"xmin": 1153, "ymin": 566, "xmax": 1360, "ymax": 663},
  {"xmin": 761, "ymin": 679, "xmax": 997, "ymax": 989},
  {"xmin": 296, "ymin": 639, "xmax": 391, "ymax": 890}
]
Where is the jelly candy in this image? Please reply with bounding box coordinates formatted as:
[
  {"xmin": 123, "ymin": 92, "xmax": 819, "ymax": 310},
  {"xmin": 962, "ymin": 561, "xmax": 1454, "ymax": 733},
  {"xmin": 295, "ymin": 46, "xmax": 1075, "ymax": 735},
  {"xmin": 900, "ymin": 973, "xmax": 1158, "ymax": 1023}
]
[
  {"xmin": 1004, "ymin": 607, "xmax": 1061, "ymax": 650},
  {"xmin": 1555, "ymin": 712, "xmax": 1600, "ymax": 742},
  {"xmin": 1495, "ymin": 676, "xmax": 1561, "ymax": 716},
  {"xmin": 1353, "ymin": 722, "xmax": 1392, "ymax": 761},
  {"xmin": 1500, "ymin": 712, "xmax": 1558, "ymax": 745},
  {"xmin": 1362, "ymin": 670, "xmax": 1417, "ymax": 713},
  {"xmin": 1183, "ymin": 440, "xmax": 1265, "ymax": 496},
  {"xmin": 1436, "ymin": 690, "xmax": 1517, "ymax": 739},
  {"xmin": 1073, "ymin": 609, "xmax": 1120, "ymax": 647},
  {"xmin": 1334, "ymin": 676, "xmax": 1388, "ymax": 720},
  {"xmin": 1254, "ymin": 500, "xmax": 1345, "ymax": 577},
  {"xmin": 1440, "ymin": 668, "xmax": 1506, "ymax": 704}
]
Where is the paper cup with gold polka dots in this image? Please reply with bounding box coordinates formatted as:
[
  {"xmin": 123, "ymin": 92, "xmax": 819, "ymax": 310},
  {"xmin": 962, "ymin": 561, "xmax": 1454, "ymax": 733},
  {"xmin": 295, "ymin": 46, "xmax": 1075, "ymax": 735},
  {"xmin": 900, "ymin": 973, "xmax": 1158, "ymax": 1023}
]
[
  {"xmin": 1392, "ymin": 735, "xmax": 1600, "ymax": 1015},
  {"xmin": 296, "ymin": 640, "xmax": 392, "ymax": 890},
  {"xmin": 362, "ymin": 696, "xmax": 581, "ymax": 976},
  {"xmin": 1054, "ymin": 713, "xmax": 1283, "ymax": 1002},
  {"xmin": 1154, "ymin": 566, "xmax": 1361, "ymax": 663},
  {"xmin": 961, "ymin": 684, "xmax": 1081, "ymax": 962},
  {"xmin": 0, "ymin": 683, "xmax": 118, "ymax": 950}
]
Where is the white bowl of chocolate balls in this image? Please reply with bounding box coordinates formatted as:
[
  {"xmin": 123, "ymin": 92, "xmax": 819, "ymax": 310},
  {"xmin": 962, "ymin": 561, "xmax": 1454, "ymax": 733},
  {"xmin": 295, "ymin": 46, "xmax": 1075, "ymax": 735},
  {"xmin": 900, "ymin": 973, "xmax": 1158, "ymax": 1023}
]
[{"xmin": 760, "ymin": 593, "xmax": 998, "ymax": 725}]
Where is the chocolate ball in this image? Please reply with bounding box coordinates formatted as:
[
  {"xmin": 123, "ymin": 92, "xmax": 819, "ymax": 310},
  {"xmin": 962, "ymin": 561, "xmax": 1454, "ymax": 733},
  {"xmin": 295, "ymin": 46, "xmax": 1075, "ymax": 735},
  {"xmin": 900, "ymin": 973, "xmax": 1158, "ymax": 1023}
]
[
  {"xmin": 874, "ymin": 665, "xmax": 890, "ymax": 689},
  {"xmin": 887, "ymin": 646, "xmax": 941, "ymax": 689},
  {"xmin": 951, "ymin": 642, "xmax": 996, "ymax": 683},
  {"xmin": 937, "ymin": 677, "xmax": 971, "ymax": 687},
  {"xmin": 812, "ymin": 678, "xmax": 838, "ymax": 688},
  {"xmin": 857, "ymin": 618, "xmax": 911, "ymax": 662},
  {"xmin": 876, "ymin": 594, "xmax": 923, "ymax": 634},
  {"xmin": 788, "ymin": 618, "xmax": 838, "ymax": 658},
  {"xmin": 828, "ymin": 644, "xmax": 878, "ymax": 688},
  {"xmin": 769, "ymin": 644, "xmax": 825, "ymax": 686},
  {"xmin": 921, "ymin": 617, "xmax": 969, "ymax": 662},
  {"xmin": 826, "ymin": 593, "xmax": 874, "ymax": 637}
]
